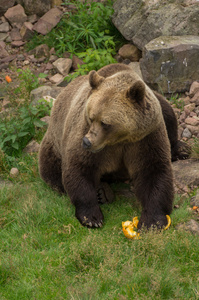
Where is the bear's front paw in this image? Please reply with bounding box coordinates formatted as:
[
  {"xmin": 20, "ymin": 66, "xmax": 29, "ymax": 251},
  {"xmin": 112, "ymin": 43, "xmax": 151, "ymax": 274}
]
[
  {"xmin": 138, "ymin": 213, "xmax": 168, "ymax": 230},
  {"xmin": 75, "ymin": 205, "xmax": 104, "ymax": 228}
]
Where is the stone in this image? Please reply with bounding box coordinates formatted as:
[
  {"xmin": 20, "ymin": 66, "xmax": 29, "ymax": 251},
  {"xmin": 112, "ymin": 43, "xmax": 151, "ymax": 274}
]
[
  {"xmin": 0, "ymin": 54, "xmax": 16, "ymax": 63},
  {"xmin": 184, "ymin": 103, "xmax": 196, "ymax": 116},
  {"xmin": 4, "ymin": 4, "xmax": 27, "ymax": 27},
  {"xmin": 27, "ymin": 14, "xmax": 38, "ymax": 24},
  {"xmin": 140, "ymin": 36, "xmax": 199, "ymax": 94},
  {"xmin": 52, "ymin": 0, "xmax": 63, "ymax": 7},
  {"xmin": 53, "ymin": 58, "xmax": 72, "ymax": 76},
  {"xmin": 190, "ymin": 91, "xmax": 199, "ymax": 106},
  {"xmin": 189, "ymin": 81, "xmax": 199, "ymax": 97},
  {"xmin": 10, "ymin": 167, "xmax": 19, "ymax": 177},
  {"xmin": 176, "ymin": 219, "xmax": 199, "ymax": 236},
  {"xmin": 9, "ymin": 28, "xmax": 22, "ymax": 41},
  {"xmin": 17, "ymin": 0, "xmax": 51, "ymax": 17},
  {"xmin": 11, "ymin": 40, "xmax": 25, "ymax": 47},
  {"xmin": 0, "ymin": 22, "xmax": 9, "ymax": 33},
  {"xmin": 0, "ymin": 0, "xmax": 15, "ymax": 17},
  {"xmin": 118, "ymin": 44, "xmax": 141, "ymax": 62},
  {"xmin": 173, "ymin": 159, "xmax": 199, "ymax": 188},
  {"xmin": 0, "ymin": 44, "xmax": 8, "ymax": 58},
  {"xmin": 72, "ymin": 55, "xmax": 84, "ymax": 70},
  {"xmin": 185, "ymin": 117, "xmax": 199, "ymax": 126},
  {"xmin": 20, "ymin": 22, "xmax": 34, "ymax": 41},
  {"xmin": 30, "ymin": 85, "xmax": 62, "ymax": 103},
  {"xmin": 0, "ymin": 32, "xmax": 8, "ymax": 41},
  {"xmin": 33, "ymin": 8, "xmax": 62, "ymax": 35},
  {"xmin": 49, "ymin": 73, "xmax": 64, "ymax": 84},
  {"xmin": 112, "ymin": 0, "xmax": 199, "ymax": 50},
  {"xmin": 23, "ymin": 140, "xmax": 40, "ymax": 153},
  {"xmin": 28, "ymin": 44, "xmax": 50, "ymax": 58},
  {"xmin": 182, "ymin": 128, "xmax": 192, "ymax": 139},
  {"xmin": 186, "ymin": 125, "xmax": 199, "ymax": 135},
  {"xmin": 128, "ymin": 62, "xmax": 143, "ymax": 79}
]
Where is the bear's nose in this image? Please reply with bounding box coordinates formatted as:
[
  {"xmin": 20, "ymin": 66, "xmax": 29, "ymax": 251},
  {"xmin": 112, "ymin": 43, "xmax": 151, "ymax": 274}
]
[{"xmin": 82, "ymin": 137, "xmax": 92, "ymax": 149}]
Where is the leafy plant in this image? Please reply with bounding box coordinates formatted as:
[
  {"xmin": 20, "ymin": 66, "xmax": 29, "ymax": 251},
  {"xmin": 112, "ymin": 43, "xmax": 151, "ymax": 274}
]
[
  {"xmin": 26, "ymin": 0, "xmax": 124, "ymax": 55},
  {"xmin": 0, "ymin": 68, "xmax": 52, "ymax": 157},
  {"xmin": 0, "ymin": 99, "xmax": 52, "ymax": 157},
  {"xmin": 169, "ymin": 93, "xmax": 185, "ymax": 110},
  {"xmin": 15, "ymin": 68, "xmax": 47, "ymax": 98},
  {"xmin": 66, "ymin": 46, "xmax": 117, "ymax": 81}
]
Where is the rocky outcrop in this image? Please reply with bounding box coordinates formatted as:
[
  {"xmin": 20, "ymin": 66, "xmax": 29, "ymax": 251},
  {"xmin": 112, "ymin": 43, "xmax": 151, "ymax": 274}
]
[
  {"xmin": 0, "ymin": 0, "xmax": 15, "ymax": 17},
  {"xmin": 140, "ymin": 35, "xmax": 199, "ymax": 93},
  {"xmin": 16, "ymin": 0, "xmax": 51, "ymax": 16},
  {"xmin": 112, "ymin": 0, "xmax": 199, "ymax": 50}
]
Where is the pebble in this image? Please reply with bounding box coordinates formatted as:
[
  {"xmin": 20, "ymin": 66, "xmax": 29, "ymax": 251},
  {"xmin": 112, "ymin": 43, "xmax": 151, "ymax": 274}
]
[
  {"xmin": 10, "ymin": 168, "xmax": 19, "ymax": 177},
  {"xmin": 182, "ymin": 127, "xmax": 192, "ymax": 138}
]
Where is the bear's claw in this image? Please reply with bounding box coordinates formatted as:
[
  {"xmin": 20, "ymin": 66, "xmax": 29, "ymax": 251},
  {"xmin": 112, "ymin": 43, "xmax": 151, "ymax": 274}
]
[{"xmin": 75, "ymin": 205, "xmax": 104, "ymax": 228}]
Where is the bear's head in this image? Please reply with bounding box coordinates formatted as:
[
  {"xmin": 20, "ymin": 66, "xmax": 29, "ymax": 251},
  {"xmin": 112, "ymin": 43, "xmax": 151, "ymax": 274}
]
[{"xmin": 82, "ymin": 70, "xmax": 162, "ymax": 153}]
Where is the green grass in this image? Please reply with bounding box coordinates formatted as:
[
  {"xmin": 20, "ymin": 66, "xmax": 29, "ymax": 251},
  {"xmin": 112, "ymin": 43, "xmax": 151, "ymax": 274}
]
[{"xmin": 0, "ymin": 157, "xmax": 199, "ymax": 300}]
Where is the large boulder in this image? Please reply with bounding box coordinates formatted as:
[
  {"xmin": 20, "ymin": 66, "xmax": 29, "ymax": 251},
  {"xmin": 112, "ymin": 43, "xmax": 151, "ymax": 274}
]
[
  {"xmin": 0, "ymin": 0, "xmax": 15, "ymax": 17},
  {"xmin": 112, "ymin": 0, "xmax": 199, "ymax": 50},
  {"xmin": 140, "ymin": 35, "xmax": 199, "ymax": 93},
  {"xmin": 16, "ymin": 0, "xmax": 51, "ymax": 16}
]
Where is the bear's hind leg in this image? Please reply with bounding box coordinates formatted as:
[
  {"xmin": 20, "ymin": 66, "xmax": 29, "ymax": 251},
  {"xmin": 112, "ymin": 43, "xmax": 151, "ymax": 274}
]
[{"xmin": 39, "ymin": 140, "xmax": 64, "ymax": 194}]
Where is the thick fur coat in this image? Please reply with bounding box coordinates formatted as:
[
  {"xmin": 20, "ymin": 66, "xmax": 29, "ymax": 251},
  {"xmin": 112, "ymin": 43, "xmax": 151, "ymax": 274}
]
[{"xmin": 39, "ymin": 64, "xmax": 188, "ymax": 229}]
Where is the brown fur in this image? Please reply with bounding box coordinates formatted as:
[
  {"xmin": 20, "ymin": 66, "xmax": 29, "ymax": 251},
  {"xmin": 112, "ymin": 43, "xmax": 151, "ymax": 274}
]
[{"xmin": 39, "ymin": 63, "xmax": 176, "ymax": 229}]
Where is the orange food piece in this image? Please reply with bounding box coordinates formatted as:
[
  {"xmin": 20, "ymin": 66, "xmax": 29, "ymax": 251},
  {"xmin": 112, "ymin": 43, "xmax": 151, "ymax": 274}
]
[
  {"xmin": 122, "ymin": 215, "xmax": 171, "ymax": 240},
  {"xmin": 5, "ymin": 75, "xmax": 12, "ymax": 83},
  {"xmin": 193, "ymin": 206, "xmax": 198, "ymax": 210}
]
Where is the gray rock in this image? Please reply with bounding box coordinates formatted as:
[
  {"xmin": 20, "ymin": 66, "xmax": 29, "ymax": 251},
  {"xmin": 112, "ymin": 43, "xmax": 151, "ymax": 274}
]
[
  {"xmin": 4, "ymin": 4, "xmax": 27, "ymax": 27},
  {"xmin": 28, "ymin": 44, "xmax": 50, "ymax": 58},
  {"xmin": 16, "ymin": 0, "xmax": 51, "ymax": 17},
  {"xmin": 0, "ymin": 44, "xmax": 8, "ymax": 58},
  {"xmin": 33, "ymin": 8, "xmax": 62, "ymax": 35},
  {"xmin": 9, "ymin": 28, "xmax": 22, "ymax": 41},
  {"xmin": 112, "ymin": 0, "xmax": 199, "ymax": 50},
  {"xmin": 118, "ymin": 44, "xmax": 141, "ymax": 62},
  {"xmin": 172, "ymin": 159, "xmax": 199, "ymax": 188},
  {"xmin": 23, "ymin": 140, "xmax": 40, "ymax": 153},
  {"xmin": 182, "ymin": 127, "xmax": 192, "ymax": 139},
  {"xmin": 53, "ymin": 58, "xmax": 72, "ymax": 76},
  {"xmin": 20, "ymin": 22, "xmax": 34, "ymax": 41},
  {"xmin": 140, "ymin": 35, "xmax": 199, "ymax": 93},
  {"xmin": 0, "ymin": 32, "xmax": 8, "ymax": 41},
  {"xmin": 0, "ymin": 22, "xmax": 10, "ymax": 33},
  {"xmin": 30, "ymin": 85, "xmax": 63, "ymax": 104},
  {"xmin": 0, "ymin": 0, "xmax": 15, "ymax": 17},
  {"xmin": 128, "ymin": 62, "xmax": 143, "ymax": 79}
]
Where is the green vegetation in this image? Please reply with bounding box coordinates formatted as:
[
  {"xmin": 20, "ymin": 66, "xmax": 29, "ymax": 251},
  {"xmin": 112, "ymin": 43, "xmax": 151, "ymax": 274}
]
[
  {"xmin": 0, "ymin": 69, "xmax": 52, "ymax": 157},
  {"xmin": 0, "ymin": 1, "xmax": 198, "ymax": 299},
  {"xmin": 0, "ymin": 178, "xmax": 198, "ymax": 299},
  {"xmin": 191, "ymin": 138, "xmax": 199, "ymax": 160},
  {"xmin": 26, "ymin": 0, "xmax": 124, "ymax": 78},
  {"xmin": 169, "ymin": 93, "xmax": 185, "ymax": 111}
]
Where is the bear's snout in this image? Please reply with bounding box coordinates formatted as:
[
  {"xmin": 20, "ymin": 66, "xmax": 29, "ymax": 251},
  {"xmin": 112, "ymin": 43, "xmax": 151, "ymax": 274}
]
[{"xmin": 82, "ymin": 137, "xmax": 92, "ymax": 149}]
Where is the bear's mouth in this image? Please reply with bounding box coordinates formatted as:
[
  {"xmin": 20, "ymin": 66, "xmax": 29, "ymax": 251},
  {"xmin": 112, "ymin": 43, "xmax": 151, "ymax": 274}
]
[{"xmin": 90, "ymin": 146, "xmax": 105, "ymax": 153}]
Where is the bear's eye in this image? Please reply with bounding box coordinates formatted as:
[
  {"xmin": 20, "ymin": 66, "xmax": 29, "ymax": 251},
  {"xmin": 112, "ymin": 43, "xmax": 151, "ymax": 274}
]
[
  {"xmin": 89, "ymin": 118, "xmax": 93, "ymax": 123},
  {"xmin": 101, "ymin": 121, "xmax": 111, "ymax": 130}
]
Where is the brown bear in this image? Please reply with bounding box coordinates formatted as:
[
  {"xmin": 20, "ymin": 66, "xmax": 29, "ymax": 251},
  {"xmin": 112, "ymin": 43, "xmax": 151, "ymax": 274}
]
[{"xmin": 39, "ymin": 63, "xmax": 189, "ymax": 229}]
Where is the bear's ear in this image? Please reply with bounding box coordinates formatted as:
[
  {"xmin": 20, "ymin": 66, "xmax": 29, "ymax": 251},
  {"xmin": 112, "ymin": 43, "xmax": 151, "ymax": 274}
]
[
  {"xmin": 89, "ymin": 70, "xmax": 104, "ymax": 89},
  {"xmin": 126, "ymin": 81, "xmax": 146, "ymax": 108}
]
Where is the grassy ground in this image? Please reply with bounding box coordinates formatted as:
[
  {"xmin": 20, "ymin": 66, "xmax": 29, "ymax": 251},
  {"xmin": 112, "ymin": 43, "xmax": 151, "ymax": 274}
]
[{"xmin": 0, "ymin": 155, "xmax": 198, "ymax": 300}]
